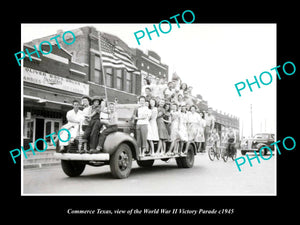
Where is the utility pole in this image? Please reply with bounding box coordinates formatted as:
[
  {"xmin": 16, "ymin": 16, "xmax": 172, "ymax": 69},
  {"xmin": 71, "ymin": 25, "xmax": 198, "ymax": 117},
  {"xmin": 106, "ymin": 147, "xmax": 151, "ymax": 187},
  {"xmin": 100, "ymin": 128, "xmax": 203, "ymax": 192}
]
[{"xmin": 250, "ymin": 104, "xmax": 253, "ymax": 137}]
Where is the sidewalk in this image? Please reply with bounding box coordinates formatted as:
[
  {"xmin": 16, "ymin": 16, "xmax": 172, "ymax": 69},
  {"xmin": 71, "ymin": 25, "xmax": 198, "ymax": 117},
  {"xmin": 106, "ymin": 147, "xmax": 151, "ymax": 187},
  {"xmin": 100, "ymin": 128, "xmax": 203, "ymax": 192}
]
[{"xmin": 23, "ymin": 146, "xmax": 60, "ymax": 169}]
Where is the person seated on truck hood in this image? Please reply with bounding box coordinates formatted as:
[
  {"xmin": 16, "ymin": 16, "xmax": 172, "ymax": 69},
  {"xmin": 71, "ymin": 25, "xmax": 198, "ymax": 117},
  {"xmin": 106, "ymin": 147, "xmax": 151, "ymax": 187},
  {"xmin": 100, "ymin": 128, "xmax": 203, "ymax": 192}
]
[
  {"xmin": 59, "ymin": 100, "xmax": 83, "ymax": 153},
  {"xmin": 81, "ymin": 96, "xmax": 103, "ymax": 153},
  {"xmin": 93, "ymin": 102, "xmax": 119, "ymax": 153}
]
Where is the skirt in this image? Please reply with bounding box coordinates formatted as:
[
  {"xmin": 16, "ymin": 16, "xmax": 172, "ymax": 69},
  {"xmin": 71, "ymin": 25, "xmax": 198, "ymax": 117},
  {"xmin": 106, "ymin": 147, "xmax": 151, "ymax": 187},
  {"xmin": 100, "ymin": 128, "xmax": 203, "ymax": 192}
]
[{"xmin": 157, "ymin": 117, "xmax": 170, "ymax": 140}]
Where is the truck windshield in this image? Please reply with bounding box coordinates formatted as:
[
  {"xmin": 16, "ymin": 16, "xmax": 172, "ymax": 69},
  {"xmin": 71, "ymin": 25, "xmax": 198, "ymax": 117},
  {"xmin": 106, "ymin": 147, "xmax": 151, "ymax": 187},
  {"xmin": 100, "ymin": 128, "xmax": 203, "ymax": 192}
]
[
  {"xmin": 253, "ymin": 134, "xmax": 269, "ymax": 139},
  {"xmin": 115, "ymin": 105, "xmax": 136, "ymax": 120}
]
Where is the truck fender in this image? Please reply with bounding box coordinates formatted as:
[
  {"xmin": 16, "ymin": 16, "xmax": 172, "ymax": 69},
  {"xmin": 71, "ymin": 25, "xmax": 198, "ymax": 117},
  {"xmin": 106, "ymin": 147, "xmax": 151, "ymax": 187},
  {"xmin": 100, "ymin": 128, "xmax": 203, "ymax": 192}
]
[{"xmin": 103, "ymin": 132, "xmax": 139, "ymax": 160}]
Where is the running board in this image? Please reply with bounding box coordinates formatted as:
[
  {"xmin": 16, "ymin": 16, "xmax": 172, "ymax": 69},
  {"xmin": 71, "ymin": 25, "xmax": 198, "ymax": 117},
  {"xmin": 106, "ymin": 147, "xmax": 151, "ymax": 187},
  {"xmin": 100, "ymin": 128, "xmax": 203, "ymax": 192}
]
[
  {"xmin": 139, "ymin": 153, "xmax": 187, "ymax": 161},
  {"xmin": 54, "ymin": 153, "xmax": 110, "ymax": 161}
]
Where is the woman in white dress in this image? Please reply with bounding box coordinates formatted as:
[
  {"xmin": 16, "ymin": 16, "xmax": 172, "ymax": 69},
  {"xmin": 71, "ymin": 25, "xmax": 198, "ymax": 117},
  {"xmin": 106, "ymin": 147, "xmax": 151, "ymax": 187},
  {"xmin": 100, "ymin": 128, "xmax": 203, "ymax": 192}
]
[
  {"xmin": 187, "ymin": 105, "xmax": 200, "ymax": 142},
  {"xmin": 195, "ymin": 111, "xmax": 206, "ymax": 152},
  {"xmin": 147, "ymin": 98, "xmax": 159, "ymax": 156},
  {"xmin": 178, "ymin": 105, "xmax": 189, "ymax": 154},
  {"xmin": 168, "ymin": 103, "xmax": 180, "ymax": 155}
]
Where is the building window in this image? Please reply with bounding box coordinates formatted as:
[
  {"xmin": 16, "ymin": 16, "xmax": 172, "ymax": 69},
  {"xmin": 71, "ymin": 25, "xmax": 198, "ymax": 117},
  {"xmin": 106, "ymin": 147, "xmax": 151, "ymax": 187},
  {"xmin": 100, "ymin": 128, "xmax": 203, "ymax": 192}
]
[
  {"xmin": 93, "ymin": 55, "xmax": 101, "ymax": 84},
  {"xmin": 125, "ymin": 71, "xmax": 132, "ymax": 93},
  {"xmin": 116, "ymin": 69, "xmax": 123, "ymax": 90},
  {"xmin": 105, "ymin": 68, "xmax": 113, "ymax": 87}
]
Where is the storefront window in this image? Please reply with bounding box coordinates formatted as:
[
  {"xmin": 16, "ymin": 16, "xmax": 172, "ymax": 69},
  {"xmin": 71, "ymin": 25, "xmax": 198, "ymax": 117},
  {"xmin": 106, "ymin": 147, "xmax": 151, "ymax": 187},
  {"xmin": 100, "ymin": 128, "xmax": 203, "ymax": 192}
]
[{"xmin": 24, "ymin": 120, "xmax": 34, "ymax": 140}]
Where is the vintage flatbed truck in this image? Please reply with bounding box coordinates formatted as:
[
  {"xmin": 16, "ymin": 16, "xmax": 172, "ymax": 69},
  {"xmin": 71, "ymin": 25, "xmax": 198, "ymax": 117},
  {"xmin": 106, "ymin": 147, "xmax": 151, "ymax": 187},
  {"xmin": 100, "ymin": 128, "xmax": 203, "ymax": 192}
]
[{"xmin": 54, "ymin": 104, "xmax": 198, "ymax": 179}]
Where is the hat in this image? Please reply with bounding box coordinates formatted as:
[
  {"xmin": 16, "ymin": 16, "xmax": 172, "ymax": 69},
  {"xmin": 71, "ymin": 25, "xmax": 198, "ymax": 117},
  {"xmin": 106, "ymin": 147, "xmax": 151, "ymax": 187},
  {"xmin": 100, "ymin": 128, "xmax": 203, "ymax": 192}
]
[
  {"xmin": 91, "ymin": 96, "xmax": 103, "ymax": 103},
  {"xmin": 81, "ymin": 95, "xmax": 91, "ymax": 103}
]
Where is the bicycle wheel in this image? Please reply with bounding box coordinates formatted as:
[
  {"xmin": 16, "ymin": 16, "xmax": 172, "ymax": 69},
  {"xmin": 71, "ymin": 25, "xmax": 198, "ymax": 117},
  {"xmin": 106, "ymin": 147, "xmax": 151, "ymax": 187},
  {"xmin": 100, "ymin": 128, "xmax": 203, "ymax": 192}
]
[
  {"xmin": 208, "ymin": 147, "xmax": 215, "ymax": 161},
  {"xmin": 215, "ymin": 148, "xmax": 220, "ymax": 160},
  {"xmin": 222, "ymin": 149, "xmax": 228, "ymax": 162},
  {"xmin": 231, "ymin": 149, "xmax": 237, "ymax": 161}
]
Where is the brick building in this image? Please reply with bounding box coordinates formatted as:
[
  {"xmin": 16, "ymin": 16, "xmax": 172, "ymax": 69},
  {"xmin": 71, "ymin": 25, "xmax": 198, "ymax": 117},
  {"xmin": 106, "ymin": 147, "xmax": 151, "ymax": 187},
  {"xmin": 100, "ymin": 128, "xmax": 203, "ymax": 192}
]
[
  {"xmin": 212, "ymin": 109, "xmax": 240, "ymax": 141},
  {"xmin": 133, "ymin": 48, "xmax": 168, "ymax": 82},
  {"xmin": 22, "ymin": 26, "xmax": 169, "ymax": 157}
]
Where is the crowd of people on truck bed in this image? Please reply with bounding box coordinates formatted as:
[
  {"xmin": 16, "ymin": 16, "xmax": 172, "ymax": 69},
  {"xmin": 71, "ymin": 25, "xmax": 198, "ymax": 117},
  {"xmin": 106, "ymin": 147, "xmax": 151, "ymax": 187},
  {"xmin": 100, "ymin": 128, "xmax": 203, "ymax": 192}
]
[
  {"xmin": 56, "ymin": 73, "xmax": 237, "ymax": 156},
  {"xmin": 134, "ymin": 75, "xmax": 218, "ymax": 157}
]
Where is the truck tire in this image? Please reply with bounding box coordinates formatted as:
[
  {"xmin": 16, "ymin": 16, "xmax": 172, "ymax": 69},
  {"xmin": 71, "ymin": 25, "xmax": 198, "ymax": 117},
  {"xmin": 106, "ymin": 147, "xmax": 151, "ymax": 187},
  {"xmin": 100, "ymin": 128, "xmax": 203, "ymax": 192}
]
[
  {"xmin": 61, "ymin": 160, "xmax": 86, "ymax": 177},
  {"xmin": 176, "ymin": 144, "xmax": 195, "ymax": 168},
  {"xmin": 110, "ymin": 143, "xmax": 132, "ymax": 179},
  {"xmin": 137, "ymin": 159, "xmax": 155, "ymax": 168},
  {"xmin": 175, "ymin": 157, "xmax": 183, "ymax": 168}
]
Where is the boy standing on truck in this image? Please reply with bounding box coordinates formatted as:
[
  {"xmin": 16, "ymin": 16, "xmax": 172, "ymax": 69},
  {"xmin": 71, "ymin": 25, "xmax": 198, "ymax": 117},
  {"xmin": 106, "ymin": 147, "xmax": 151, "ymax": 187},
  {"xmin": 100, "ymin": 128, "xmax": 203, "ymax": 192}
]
[{"xmin": 93, "ymin": 102, "xmax": 119, "ymax": 153}]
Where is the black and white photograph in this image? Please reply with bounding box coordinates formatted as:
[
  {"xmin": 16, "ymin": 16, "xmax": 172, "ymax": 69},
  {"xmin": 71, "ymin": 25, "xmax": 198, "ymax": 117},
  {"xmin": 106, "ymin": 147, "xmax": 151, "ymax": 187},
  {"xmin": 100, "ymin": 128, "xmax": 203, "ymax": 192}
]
[
  {"xmin": 4, "ymin": 5, "xmax": 297, "ymax": 220},
  {"xmin": 20, "ymin": 23, "xmax": 277, "ymax": 195}
]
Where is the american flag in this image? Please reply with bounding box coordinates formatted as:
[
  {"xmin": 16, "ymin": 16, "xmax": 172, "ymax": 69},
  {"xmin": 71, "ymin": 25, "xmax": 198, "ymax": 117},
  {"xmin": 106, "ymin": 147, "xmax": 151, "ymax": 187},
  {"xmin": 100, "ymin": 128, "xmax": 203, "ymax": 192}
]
[{"xmin": 100, "ymin": 33, "xmax": 138, "ymax": 73}]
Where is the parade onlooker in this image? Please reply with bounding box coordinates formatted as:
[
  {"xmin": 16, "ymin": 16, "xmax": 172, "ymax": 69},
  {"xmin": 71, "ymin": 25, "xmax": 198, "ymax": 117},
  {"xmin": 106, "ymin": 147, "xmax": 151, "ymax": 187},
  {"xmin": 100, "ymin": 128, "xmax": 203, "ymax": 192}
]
[
  {"xmin": 147, "ymin": 98, "xmax": 159, "ymax": 156},
  {"xmin": 156, "ymin": 99, "xmax": 170, "ymax": 155}
]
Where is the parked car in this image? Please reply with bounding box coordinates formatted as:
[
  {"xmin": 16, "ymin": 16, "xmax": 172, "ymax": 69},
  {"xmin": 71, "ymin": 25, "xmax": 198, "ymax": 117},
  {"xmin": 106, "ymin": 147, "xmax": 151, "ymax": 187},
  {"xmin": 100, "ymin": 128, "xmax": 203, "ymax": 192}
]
[
  {"xmin": 241, "ymin": 133, "xmax": 275, "ymax": 155},
  {"xmin": 54, "ymin": 104, "xmax": 198, "ymax": 179}
]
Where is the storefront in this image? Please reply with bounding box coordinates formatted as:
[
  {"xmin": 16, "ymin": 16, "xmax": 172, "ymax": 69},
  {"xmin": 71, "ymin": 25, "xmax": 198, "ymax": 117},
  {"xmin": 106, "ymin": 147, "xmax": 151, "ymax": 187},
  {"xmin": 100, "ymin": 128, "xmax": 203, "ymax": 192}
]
[{"xmin": 23, "ymin": 67, "xmax": 89, "ymax": 149}]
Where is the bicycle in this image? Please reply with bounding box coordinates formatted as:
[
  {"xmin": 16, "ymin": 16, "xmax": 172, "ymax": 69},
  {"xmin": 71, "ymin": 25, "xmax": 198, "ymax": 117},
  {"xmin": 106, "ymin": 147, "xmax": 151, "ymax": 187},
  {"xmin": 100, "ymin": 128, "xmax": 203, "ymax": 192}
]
[
  {"xmin": 207, "ymin": 142, "xmax": 220, "ymax": 161},
  {"xmin": 221, "ymin": 142, "xmax": 237, "ymax": 162}
]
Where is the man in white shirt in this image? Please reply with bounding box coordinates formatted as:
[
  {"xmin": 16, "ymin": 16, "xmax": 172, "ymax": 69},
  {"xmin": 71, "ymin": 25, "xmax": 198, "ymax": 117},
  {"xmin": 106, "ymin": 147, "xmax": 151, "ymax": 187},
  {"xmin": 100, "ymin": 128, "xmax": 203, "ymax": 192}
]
[{"xmin": 59, "ymin": 100, "xmax": 83, "ymax": 152}]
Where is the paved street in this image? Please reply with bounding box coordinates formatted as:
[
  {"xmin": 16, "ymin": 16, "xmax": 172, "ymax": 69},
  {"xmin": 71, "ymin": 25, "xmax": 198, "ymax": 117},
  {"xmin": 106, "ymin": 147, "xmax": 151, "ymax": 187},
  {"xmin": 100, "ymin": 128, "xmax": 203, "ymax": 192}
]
[{"xmin": 22, "ymin": 151, "xmax": 276, "ymax": 195}]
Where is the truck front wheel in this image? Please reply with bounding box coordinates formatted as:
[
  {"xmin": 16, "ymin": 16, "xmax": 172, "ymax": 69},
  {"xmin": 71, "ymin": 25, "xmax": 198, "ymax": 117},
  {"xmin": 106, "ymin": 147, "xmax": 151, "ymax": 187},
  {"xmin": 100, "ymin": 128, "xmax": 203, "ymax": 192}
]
[
  {"xmin": 110, "ymin": 143, "xmax": 133, "ymax": 179},
  {"xmin": 61, "ymin": 160, "xmax": 86, "ymax": 177}
]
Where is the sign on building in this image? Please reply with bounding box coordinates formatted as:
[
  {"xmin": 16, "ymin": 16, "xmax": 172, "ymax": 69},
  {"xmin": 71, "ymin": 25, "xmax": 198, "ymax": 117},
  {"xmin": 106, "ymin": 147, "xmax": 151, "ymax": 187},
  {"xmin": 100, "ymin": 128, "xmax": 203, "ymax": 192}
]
[{"xmin": 23, "ymin": 67, "xmax": 89, "ymax": 95}]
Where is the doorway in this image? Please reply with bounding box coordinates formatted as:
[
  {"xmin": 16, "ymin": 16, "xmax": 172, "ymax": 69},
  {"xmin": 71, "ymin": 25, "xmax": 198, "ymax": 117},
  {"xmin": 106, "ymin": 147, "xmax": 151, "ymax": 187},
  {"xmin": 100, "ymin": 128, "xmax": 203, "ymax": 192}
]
[
  {"xmin": 44, "ymin": 119, "xmax": 62, "ymax": 149},
  {"xmin": 35, "ymin": 118, "xmax": 45, "ymax": 150}
]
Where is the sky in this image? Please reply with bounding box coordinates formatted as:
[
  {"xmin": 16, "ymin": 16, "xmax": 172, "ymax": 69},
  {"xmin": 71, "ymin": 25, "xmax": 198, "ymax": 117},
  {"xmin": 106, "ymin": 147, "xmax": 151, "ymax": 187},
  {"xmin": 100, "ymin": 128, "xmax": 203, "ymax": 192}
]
[{"xmin": 22, "ymin": 23, "xmax": 277, "ymax": 137}]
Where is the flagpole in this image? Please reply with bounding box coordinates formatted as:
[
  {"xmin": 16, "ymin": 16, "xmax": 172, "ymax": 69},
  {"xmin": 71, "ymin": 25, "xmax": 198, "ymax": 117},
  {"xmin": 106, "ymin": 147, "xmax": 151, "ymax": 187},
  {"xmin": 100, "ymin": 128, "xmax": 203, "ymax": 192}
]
[{"xmin": 98, "ymin": 31, "xmax": 108, "ymax": 104}]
